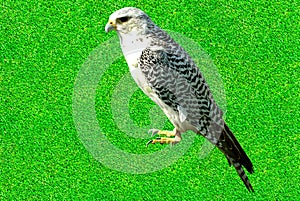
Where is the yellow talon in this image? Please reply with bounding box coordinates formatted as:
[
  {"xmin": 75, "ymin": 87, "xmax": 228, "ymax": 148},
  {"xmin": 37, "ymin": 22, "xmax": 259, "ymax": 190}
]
[{"xmin": 157, "ymin": 130, "xmax": 176, "ymax": 137}]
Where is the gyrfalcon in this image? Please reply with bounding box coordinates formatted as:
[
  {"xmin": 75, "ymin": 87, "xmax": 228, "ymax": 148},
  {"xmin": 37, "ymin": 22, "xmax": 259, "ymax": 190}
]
[{"xmin": 105, "ymin": 7, "xmax": 254, "ymax": 192}]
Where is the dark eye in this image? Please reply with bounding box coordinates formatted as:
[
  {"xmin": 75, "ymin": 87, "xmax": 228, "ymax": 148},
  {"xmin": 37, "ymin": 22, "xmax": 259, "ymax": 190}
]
[{"xmin": 118, "ymin": 16, "xmax": 130, "ymax": 23}]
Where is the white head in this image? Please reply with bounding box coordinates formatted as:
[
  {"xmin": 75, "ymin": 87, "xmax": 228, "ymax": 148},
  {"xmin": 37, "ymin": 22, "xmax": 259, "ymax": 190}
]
[{"xmin": 105, "ymin": 7, "xmax": 154, "ymax": 35}]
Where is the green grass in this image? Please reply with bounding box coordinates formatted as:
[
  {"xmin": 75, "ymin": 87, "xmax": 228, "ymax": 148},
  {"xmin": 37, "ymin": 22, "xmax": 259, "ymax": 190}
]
[{"xmin": 1, "ymin": 0, "xmax": 299, "ymax": 200}]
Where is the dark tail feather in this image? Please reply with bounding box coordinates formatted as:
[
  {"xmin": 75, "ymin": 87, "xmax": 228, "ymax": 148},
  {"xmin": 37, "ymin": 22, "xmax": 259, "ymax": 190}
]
[
  {"xmin": 223, "ymin": 123, "xmax": 254, "ymax": 174},
  {"xmin": 233, "ymin": 161, "xmax": 254, "ymax": 192},
  {"xmin": 221, "ymin": 123, "xmax": 254, "ymax": 192}
]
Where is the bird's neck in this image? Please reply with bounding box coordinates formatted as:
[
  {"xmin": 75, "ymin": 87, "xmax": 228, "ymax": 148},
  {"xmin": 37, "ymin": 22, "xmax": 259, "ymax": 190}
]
[{"xmin": 118, "ymin": 31, "xmax": 152, "ymax": 57}]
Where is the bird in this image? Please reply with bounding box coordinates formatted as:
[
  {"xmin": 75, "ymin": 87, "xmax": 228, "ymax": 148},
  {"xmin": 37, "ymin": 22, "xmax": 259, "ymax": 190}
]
[{"xmin": 105, "ymin": 7, "xmax": 254, "ymax": 192}]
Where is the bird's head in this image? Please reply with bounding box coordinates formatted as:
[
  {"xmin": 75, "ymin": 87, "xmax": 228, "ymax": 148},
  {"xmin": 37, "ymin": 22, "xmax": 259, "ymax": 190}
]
[{"xmin": 105, "ymin": 7, "xmax": 153, "ymax": 34}]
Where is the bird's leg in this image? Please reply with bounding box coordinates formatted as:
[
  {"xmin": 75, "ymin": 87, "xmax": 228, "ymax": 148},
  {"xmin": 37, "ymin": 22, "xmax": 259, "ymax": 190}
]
[
  {"xmin": 146, "ymin": 128, "xmax": 181, "ymax": 146},
  {"xmin": 148, "ymin": 128, "xmax": 176, "ymax": 137}
]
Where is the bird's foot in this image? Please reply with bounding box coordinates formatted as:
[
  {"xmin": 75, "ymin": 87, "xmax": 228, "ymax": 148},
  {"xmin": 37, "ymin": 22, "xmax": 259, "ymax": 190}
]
[
  {"xmin": 146, "ymin": 129, "xmax": 181, "ymax": 147},
  {"xmin": 148, "ymin": 129, "xmax": 176, "ymax": 137}
]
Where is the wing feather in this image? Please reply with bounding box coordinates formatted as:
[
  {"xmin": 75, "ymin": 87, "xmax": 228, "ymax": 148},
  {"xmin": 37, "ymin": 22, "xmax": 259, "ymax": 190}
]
[{"xmin": 138, "ymin": 47, "xmax": 215, "ymax": 133}]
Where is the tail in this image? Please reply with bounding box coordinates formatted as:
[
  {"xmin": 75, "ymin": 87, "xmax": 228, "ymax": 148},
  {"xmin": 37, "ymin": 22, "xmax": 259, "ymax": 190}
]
[
  {"xmin": 233, "ymin": 161, "xmax": 254, "ymax": 192},
  {"xmin": 218, "ymin": 123, "xmax": 254, "ymax": 192}
]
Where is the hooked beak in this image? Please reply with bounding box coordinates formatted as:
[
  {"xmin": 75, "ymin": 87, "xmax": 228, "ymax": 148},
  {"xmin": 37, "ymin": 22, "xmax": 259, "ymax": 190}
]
[{"xmin": 105, "ymin": 20, "xmax": 116, "ymax": 33}]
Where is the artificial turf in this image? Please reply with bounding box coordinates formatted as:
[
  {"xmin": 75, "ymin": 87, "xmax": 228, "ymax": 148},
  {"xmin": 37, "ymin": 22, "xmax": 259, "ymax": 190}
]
[{"xmin": 1, "ymin": 0, "xmax": 299, "ymax": 200}]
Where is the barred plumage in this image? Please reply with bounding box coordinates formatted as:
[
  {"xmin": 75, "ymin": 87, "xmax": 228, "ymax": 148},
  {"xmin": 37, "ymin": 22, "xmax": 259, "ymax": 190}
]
[{"xmin": 105, "ymin": 7, "xmax": 254, "ymax": 192}]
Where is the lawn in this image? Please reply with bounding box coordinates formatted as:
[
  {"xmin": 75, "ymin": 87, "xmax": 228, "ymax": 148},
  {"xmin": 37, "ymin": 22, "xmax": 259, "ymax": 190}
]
[{"xmin": 1, "ymin": 0, "xmax": 299, "ymax": 200}]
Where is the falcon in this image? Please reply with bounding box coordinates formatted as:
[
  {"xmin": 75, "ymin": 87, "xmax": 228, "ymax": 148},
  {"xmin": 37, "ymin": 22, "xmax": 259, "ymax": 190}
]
[{"xmin": 105, "ymin": 7, "xmax": 254, "ymax": 192}]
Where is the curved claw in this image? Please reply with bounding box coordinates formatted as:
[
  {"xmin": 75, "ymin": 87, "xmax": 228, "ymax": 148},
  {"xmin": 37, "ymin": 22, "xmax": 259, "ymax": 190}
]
[
  {"xmin": 146, "ymin": 140, "xmax": 153, "ymax": 147},
  {"xmin": 148, "ymin": 129, "xmax": 160, "ymax": 137}
]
